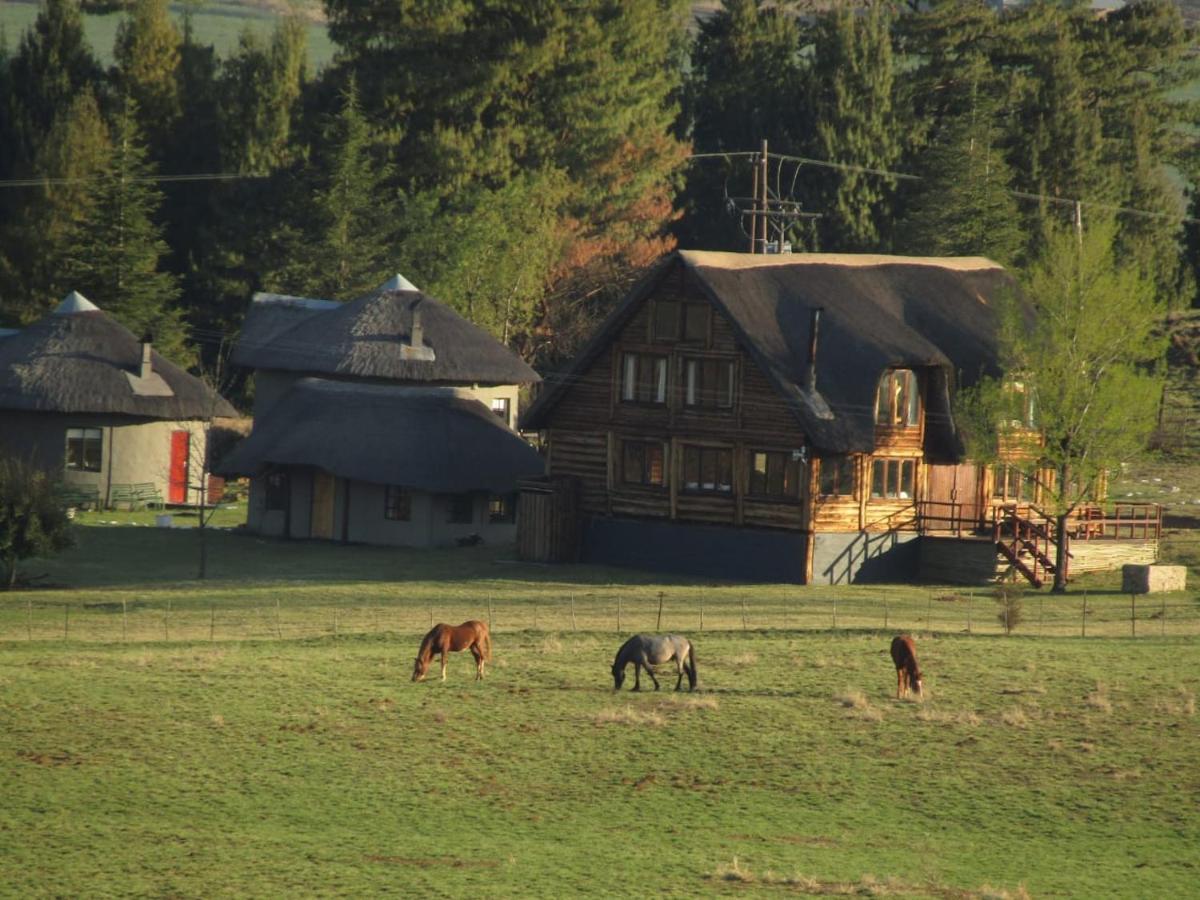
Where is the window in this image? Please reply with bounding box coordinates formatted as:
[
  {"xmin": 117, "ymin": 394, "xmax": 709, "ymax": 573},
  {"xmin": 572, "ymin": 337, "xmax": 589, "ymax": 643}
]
[
  {"xmin": 490, "ymin": 397, "xmax": 511, "ymax": 426},
  {"xmin": 384, "ymin": 485, "xmax": 412, "ymax": 521},
  {"xmin": 620, "ymin": 353, "xmax": 668, "ymax": 404},
  {"xmin": 870, "ymin": 458, "xmax": 916, "ymax": 499},
  {"xmin": 653, "ymin": 299, "xmax": 709, "ymax": 342},
  {"xmin": 622, "ymin": 440, "xmax": 666, "ymax": 487},
  {"xmin": 684, "ymin": 358, "xmax": 734, "ymax": 409},
  {"xmin": 489, "ymin": 493, "xmax": 516, "ymax": 523},
  {"xmin": 683, "ymin": 445, "xmax": 733, "ymax": 493},
  {"xmin": 749, "ymin": 450, "xmax": 800, "ymax": 498},
  {"xmin": 818, "ymin": 455, "xmax": 855, "ymax": 497},
  {"xmin": 264, "ymin": 471, "xmax": 289, "ymax": 511},
  {"xmin": 1004, "ymin": 380, "xmax": 1037, "ymax": 428},
  {"xmin": 992, "ymin": 465, "xmax": 1033, "ymax": 502},
  {"xmin": 875, "ymin": 369, "xmax": 920, "ymax": 427},
  {"xmin": 65, "ymin": 427, "xmax": 102, "ymax": 471},
  {"xmin": 447, "ymin": 493, "xmax": 474, "ymax": 524}
]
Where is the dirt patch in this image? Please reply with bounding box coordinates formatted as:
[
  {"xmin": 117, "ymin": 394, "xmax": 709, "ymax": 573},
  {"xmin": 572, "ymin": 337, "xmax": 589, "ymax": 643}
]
[
  {"xmin": 18, "ymin": 750, "xmax": 81, "ymax": 767},
  {"xmin": 363, "ymin": 855, "xmax": 499, "ymax": 868}
]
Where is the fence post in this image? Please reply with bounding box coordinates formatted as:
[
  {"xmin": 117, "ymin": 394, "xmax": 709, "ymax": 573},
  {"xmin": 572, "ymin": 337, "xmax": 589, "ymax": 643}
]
[
  {"xmin": 63, "ymin": 604, "xmax": 69, "ymax": 641},
  {"xmin": 1003, "ymin": 602, "xmax": 1009, "ymax": 636},
  {"xmin": 275, "ymin": 598, "xmax": 282, "ymax": 640},
  {"xmin": 656, "ymin": 591, "xmax": 664, "ymax": 632},
  {"xmin": 617, "ymin": 596, "xmax": 622, "ymax": 634},
  {"xmin": 570, "ymin": 595, "xmax": 577, "ymax": 632},
  {"xmin": 1161, "ymin": 596, "xmax": 1166, "ymax": 638},
  {"xmin": 927, "ymin": 594, "xmax": 933, "ymax": 632},
  {"xmin": 883, "ymin": 595, "xmax": 889, "ymax": 631},
  {"xmin": 832, "ymin": 595, "xmax": 838, "ymax": 630},
  {"xmin": 741, "ymin": 597, "xmax": 748, "ymax": 631},
  {"xmin": 1039, "ymin": 596, "xmax": 1044, "ymax": 637},
  {"xmin": 1130, "ymin": 593, "xmax": 1136, "ymax": 637},
  {"xmin": 533, "ymin": 603, "xmax": 538, "ymax": 630},
  {"xmin": 27, "ymin": 597, "xmax": 32, "ymax": 641},
  {"xmin": 966, "ymin": 594, "xmax": 972, "ymax": 635},
  {"xmin": 1082, "ymin": 593, "xmax": 1087, "ymax": 638},
  {"xmin": 164, "ymin": 598, "xmax": 171, "ymax": 642},
  {"xmin": 210, "ymin": 605, "xmax": 216, "ymax": 642},
  {"xmin": 123, "ymin": 599, "xmax": 128, "ymax": 642},
  {"xmin": 488, "ymin": 597, "xmax": 494, "ymax": 631},
  {"xmin": 699, "ymin": 593, "xmax": 704, "ymax": 632},
  {"xmin": 335, "ymin": 602, "xmax": 340, "ymax": 638}
]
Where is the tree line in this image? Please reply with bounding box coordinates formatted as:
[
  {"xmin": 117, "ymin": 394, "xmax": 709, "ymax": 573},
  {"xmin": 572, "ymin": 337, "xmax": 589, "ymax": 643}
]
[{"xmin": 0, "ymin": 0, "xmax": 1196, "ymax": 383}]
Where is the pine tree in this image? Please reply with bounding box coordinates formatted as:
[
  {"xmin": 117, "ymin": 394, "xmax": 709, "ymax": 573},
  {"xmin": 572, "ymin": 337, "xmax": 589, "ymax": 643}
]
[
  {"xmin": 113, "ymin": 0, "xmax": 182, "ymax": 163},
  {"xmin": 64, "ymin": 99, "xmax": 190, "ymax": 363},
  {"xmin": 807, "ymin": 2, "xmax": 904, "ymax": 251}
]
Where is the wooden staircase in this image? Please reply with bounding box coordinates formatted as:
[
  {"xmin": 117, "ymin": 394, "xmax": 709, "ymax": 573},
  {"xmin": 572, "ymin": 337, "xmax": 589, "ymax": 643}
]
[{"xmin": 992, "ymin": 505, "xmax": 1068, "ymax": 588}]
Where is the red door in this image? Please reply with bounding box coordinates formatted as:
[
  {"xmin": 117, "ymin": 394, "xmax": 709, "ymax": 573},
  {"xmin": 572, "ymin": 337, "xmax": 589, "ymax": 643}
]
[{"xmin": 169, "ymin": 431, "xmax": 190, "ymax": 504}]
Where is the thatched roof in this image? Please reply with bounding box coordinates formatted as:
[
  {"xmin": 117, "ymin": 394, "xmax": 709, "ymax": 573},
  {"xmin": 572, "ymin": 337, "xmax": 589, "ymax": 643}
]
[
  {"xmin": 233, "ymin": 282, "xmax": 539, "ymax": 386},
  {"xmin": 217, "ymin": 379, "xmax": 545, "ymax": 492},
  {"xmin": 522, "ymin": 250, "xmax": 1013, "ymax": 455},
  {"xmin": 0, "ymin": 293, "xmax": 237, "ymax": 419}
]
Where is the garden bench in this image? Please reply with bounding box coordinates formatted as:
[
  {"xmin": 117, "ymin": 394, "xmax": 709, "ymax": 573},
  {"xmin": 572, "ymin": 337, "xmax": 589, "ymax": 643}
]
[
  {"xmin": 59, "ymin": 485, "xmax": 101, "ymax": 510},
  {"xmin": 108, "ymin": 483, "xmax": 164, "ymax": 510}
]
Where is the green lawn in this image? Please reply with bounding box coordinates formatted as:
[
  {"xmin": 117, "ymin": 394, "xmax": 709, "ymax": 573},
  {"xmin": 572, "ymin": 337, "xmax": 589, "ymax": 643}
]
[{"xmin": 1, "ymin": 526, "xmax": 1199, "ymax": 896}]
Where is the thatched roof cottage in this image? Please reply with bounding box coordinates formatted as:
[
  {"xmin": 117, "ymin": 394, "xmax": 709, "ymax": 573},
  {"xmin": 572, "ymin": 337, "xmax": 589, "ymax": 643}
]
[{"xmin": 0, "ymin": 292, "xmax": 237, "ymax": 507}]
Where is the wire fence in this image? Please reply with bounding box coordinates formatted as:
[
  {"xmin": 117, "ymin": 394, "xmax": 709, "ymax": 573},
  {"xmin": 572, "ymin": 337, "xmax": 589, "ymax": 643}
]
[{"xmin": 4, "ymin": 588, "xmax": 1200, "ymax": 644}]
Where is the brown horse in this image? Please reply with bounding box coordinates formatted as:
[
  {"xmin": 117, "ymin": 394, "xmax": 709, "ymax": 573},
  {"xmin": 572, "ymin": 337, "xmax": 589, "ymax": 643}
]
[
  {"xmin": 890, "ymin": 634, "xmax": 923, "ymax": 699},
  {"xmin": 412, "ymin": 620, "xmax": 492, "ymax": 682}
]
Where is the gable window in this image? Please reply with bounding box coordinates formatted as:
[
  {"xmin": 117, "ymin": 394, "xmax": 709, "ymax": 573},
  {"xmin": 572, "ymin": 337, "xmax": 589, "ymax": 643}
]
[
  {"xmin": 265, "ymin": 471, "xmax": 289, "ymax": 511},
  {"xmin": 622, "ymin": 440, "xmax": 666, "ymax": 487},
  {"xmin": 65, "ymin": 427, "xmax": 102, "ymax": 472},
  {"xmin": 683, "ymin": 445, "xmax": 733, "ymax": 494},
  {"xmin": 818, "ymin": 455, "xmax": 855, "ymax": 497},
  {"xmin": 992, "ymin": 465, "xmax": 1033, "ymax": 502},
  {"xmin": 1004, "ymin": 380, "xmax": 1037, "ymax": 428},
  {"xmin": 447, "ymin": 493, "xmax": 474, "ymax": 524},
  {"xmin": 384, "ymin": 485, "xmax": 412, "ymax": 521},
  {"xmin": 684, "ymin": 358, "xmax": 734, "ymax": 409},
  {"xmin": 489, "ymin": 493, "xmax": 516, "ymax": 523},
  {"xmin": 749, "ymin": 450, "xmax": 799, "ymax": 499},
  {"xmin": 653, "ymin": 299, "xmax": 710, "ymax": 343},
  {"xmin": 620, "ymin": 353, "xmax": 668, "ymax": 404},
  {"xmin": 875, "ymin": 369, "xmax": 920, "ymax": 427},
  {"xmin": 490, "ymin": 397, "xmax": 511, "ymax": 426},
  {"xmin": 870, "ymin": 458, "xmax": 915, "ymax": 500}
]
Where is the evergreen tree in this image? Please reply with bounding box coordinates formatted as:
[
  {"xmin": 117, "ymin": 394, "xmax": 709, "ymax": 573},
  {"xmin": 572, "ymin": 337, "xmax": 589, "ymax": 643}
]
[
  {"xmin": 807, "ymin": 2, "xmax": 904, "ymax": 251},
  {"xmin": 64, "ymin": 99, "xmax": 190, "ymax": 363},
  {"xmin": 958, "ymin": 219, "xmax": 1166, "ymax": 592},
  {"xmin": 682, "ymin": 0, "xmax": 809, "ymax": 250},
  {"xmin": 112, "ymin": 0, "xmax": 182, "ymax": 163},
  {"xmin": 0, "ymin": 89, "xmax": 112, "ymax": 324}
]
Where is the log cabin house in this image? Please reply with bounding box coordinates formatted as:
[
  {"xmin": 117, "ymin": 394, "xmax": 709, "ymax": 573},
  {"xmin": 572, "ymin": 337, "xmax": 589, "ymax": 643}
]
[{"xmin": 518, "ymin": 250, "xmax": 1160, "ymax": 584}]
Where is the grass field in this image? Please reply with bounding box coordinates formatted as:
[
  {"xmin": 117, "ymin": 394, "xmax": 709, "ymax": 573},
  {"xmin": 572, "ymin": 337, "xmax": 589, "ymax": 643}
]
[{"xmin": 2, "ymin": 525, "xmax": 1199, "ymax": 897}]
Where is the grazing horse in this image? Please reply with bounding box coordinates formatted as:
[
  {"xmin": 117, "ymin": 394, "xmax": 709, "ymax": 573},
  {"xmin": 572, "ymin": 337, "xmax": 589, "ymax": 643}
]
[
  {"xmin": 890, "ymin": 634, "xmax": 923, "ymax": 699},
  {"xmin": 612, "ymin": 634, "xmax": 697, "ymax": 692},
  {"xmin": 412, "ymin": 620, "xmax": 492, "ymax": 682}
]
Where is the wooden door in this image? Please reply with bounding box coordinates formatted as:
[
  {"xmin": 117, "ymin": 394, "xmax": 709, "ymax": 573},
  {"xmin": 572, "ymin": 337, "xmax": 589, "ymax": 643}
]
[
  {"xmin": 925, "ymin": 463, "xmax": 981, "ymax": 533},
  {"xmin": 311, "ymin": 471, "xmax": 336, "ymax": 539},
  {"xmin": 169, "ymin": 431, "xmax": 190, "ymax": 504}
]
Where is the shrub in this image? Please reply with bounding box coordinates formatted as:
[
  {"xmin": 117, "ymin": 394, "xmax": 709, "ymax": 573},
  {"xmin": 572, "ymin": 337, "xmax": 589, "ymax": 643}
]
[
  {"xmin": 0, "ymin": 456, "xmax": 74, "ymax": 590},
  {"xmin": 993, "ymin": 584, "xmax": 1025, "ymax": 634}
]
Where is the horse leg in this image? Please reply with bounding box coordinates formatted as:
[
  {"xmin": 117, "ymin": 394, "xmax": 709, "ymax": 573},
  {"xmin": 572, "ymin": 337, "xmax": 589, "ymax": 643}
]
[
  {"xmin": 674, "ymin": 658, "xmax": 684, "ymax": 691},
  {"xmin": 645, "ymin": 664, "xmax": 660, "ymax": 691},
  {"xmin": 440, "ymin": 650, "xmax": 448, "ymax": 682},
  {"xmin": 632, "ymin": 662, "xmax": 641, "ymax": 692},
  {"xmin": 896, "ymin": 669, "xmax": 903, "ymax": 699},
  {"xmin": 472, "ymin": 643, "xmax": 484, "ymax": 681}
]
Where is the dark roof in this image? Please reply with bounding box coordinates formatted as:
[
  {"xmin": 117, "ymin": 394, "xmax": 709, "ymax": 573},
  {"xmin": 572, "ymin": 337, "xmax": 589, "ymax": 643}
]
[
  {"xmin": 216, "ymin": 379, "xmax": 545, "ymax": 492},
  {"xmin": 0, "ymin": 295, "xmax": 237, "ymax": 419},
  {"xmin": 232, "ymin": 287, "xmax": 540, "ymax": 386},
  {"xmin": 521, "ymin": 250, "xmax": 1013, "ymax": 454}
]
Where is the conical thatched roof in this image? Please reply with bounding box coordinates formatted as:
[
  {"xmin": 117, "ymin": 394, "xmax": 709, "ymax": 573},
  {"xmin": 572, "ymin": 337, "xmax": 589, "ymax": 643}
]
[
  {"xmin": 522, "ymin": 250, "xmax": 1013, "ymax": 456},
  {"xmin": 233, "ymin": 284, "xmax": 539, "ymax": 386},
  {"xmin": 0, "ymin": 294, "xmax": 237, "ymax": 419},
  {"xmin": 217, "ymin": 379, "xmax": 544, "ymax": 492}
]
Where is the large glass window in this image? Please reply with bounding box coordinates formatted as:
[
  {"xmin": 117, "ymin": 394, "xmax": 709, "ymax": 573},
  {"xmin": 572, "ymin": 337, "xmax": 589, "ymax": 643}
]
[
  {"xmin": 875, "ymin": 369, "xmax": 920, "ymax": 427},
  {"xmin": 622, "ymin": 440, "xmax": 666, "ymax": 487},
  {"xmin": 818, "ymin": 455, "xmax": 855, "ymax": 497},
  {"xmin": 65, "ymin": 427, "xmax": 102, "ymax": 471},
  {"xmin": 749, "ymin": 450, "xmax": 799, "ymax": 498},
  {"xmin": 992, "ymin": 465, "xmax": 1033, "ymax": 502},
  {"xmin": 620, "ymin": 353, "xmax": 668, "ymax": 404},
  {"xmin": 870, "ymin": 458, "xmax": 916, "ymax": 499},
  {"xmin": 489, "ymin": 397, "xmax": 511, "ymax": 426},
  {"xmin": 683, "ymin": 445, "xmax": 733, "ymax": 493},
  {"xmin": 384, "ymin": 485, "xmax": 412, "ymax": 521},
  {"xmin": 684, "ymin": 358, "xmax": 734, "ymax": 409},
  {"xmin": 653, "ymin": 299, "xmax": 709, "ymax": 342},
  {"xmin": 489, "ymin": 494, "xmax": 516, "ymax": 523}
]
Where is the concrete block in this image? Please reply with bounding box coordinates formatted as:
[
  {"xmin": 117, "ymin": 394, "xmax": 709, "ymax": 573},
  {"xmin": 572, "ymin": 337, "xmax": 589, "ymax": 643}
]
[{"xmin": 1122, "ymin": 564, "xmax": 1186, "ymax": 594}]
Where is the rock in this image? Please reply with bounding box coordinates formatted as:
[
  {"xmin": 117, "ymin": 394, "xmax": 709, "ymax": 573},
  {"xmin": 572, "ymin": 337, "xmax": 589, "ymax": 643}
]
[{"xmin": 1122, "ymin": 564, "xmax": 1187, "ymax": 594}]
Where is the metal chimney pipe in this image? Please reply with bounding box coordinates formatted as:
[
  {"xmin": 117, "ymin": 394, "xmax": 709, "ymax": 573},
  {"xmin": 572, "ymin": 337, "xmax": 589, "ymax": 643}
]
[
  {"xmin": 807, "ymin": 308, "xmax": 822, "ymax": 390},
  {"xmin": 140, "ymin": 332, "xmax": 153, "ymax": 379},
  {"xmin": 409, "ymin": 300, "xmax": 424, "ymax": 348}
]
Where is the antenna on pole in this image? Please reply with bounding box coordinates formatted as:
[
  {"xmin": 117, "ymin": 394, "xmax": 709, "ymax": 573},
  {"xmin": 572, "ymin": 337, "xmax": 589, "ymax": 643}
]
[{"xmin": 758, "ymin": 138, "xmax": 769, "ymax": 253}]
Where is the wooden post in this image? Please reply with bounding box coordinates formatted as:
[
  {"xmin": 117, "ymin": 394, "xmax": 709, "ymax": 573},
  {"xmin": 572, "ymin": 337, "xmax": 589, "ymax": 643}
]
[
  {"xmin": 927, "ymin": 594, "xmax": 933, "ymax": 632},
  {"xmin": 883, "ymin": 595, "xmax": 889, "ymax": 631},
  {"xmin": 275, "ymin": 598, "xmax": 282, "ymax": 640},
  {"xmin": 1161, "ymin": 596, "xmax": 1166, "ymax": 638},
  {"xmin": 533, "ymin": 603, "xmax": 538, "ymax": 630},
  {"xmin": 832, "ymin": 595, "xmax": 838, "ymax": 630},
  {"xmin": 334, "ymin": 603, "xmax": 340, "ymax": 638},
  {"xmin": 570, "ymin": 595, "xmax": 577, "ymax": 632},
  {"xmin": 164, "ymin": 598, "xmax": 171, "ymax": 642},
  {"xmin": 210, "ymin": 605, "xmax": 215, "ymax": 642},
  {"xmin": 488, "ymin": 597, "xmax": 494, "ymax": 631},
  {"xmin": 617, "ymin": 596, "xmax": 622, "ymax": 634},
  {"xmin": 428, "ymin": 605, "xmax": 433, "ymax": 628},
  {"xmin": 699, "ymin": 596, "xmax": 704, "ymax": 632},
  {"xmin": 1003, "ymin": 603, "xmax": 1009, "ymax": 635},
  {"xmin": 63, "ymin": 604, "xmax": 69, "ymax": 641},
  {"xmin": 966, "ymin": 594, "xmax": 972, "ymax": 635},
  {"xmin": 27, "ymin": 596, "xmax": 32, "ymax": 641},
  {"xmin": 741, "ymin": 597, "xmax": 748, "ymax": 631},
  {"xmin": 1131, "ymin": 593, "xmax": 1136, "ymax": 637},
  {"xmin": 1082, "ymin": 593, "xmax": 1087, "ymax": 638},
  {"xmin": 656, "ymin": 591, "xmax": 664, "ymax": 632},
  {"xmin": 122, "ymin": 599, "xmax": 128, "ymax": 642}
]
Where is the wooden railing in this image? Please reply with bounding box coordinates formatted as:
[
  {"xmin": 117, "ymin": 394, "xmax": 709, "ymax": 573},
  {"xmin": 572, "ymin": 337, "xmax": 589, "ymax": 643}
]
[
  {"xmin": 1066, "ymin": 502, "xmax": 1162, "ymax": 542},
  {"xmin": 991, "ymin": 504, "xmax": 1063, "ymax": 588},
  {"xmin": 916, "ymin": 500, "xmax": 979, "ymax": 537}
]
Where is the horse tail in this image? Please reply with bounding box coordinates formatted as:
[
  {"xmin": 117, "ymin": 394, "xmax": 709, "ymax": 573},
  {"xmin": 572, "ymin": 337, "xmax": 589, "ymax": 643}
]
[
  {"xmin": 481, "ymin": 624, "xmax": 493, "ymax": 661},
  {"xmin": 686, "ymin": 642, "xmax": 697, "ymax": 690}
]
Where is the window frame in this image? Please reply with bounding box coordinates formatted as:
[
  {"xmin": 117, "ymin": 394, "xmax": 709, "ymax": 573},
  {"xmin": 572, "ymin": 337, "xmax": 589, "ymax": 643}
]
[
  {"xmin": 818, "ymin": 455, "xmax": 855, "ymax": 498},
  {"xmin": 264, "ymin": 470, "xmax": 289, "ymax": 512},
  {"xmin": 488, "ymin": 494, "xmax": 516, "ymax": 523},
  {"xmin": 683, "ymin": 356, "xmax": 735, "ymax": 410},
  {"xmin": 620, "ymin": 352, "xmax": 669, "ymax": 405},
  {"xmin": 384, "ymin": 485, "xmax": 412, "ymax": 521},
  {"xmin": 682, "ymin": 444, "xmax": 733, "ymax": 494},
  {"xmin": 447, "ymin": 493, "xmax": 475, "ymax": 524},
  {"xmin": 652, "ymin": 298, "xmax": 710, "ymax": 343},
  {"xmin": 621, "ymin": 439, "xmax": 667, "ymax": 488},
  {"xmin": 991, "ymin": 464, "xmax": 1034, "ymax": 503},
  {"xmin": 874, "ymin": 369, "xmax": 920, "ymax": 428},
  {"xmin": 747, "ymin": 449, "xmax": 801, "ymax": 500},
  {"xmin": 870, "ymin": 458, "xmax": 916, "ymax": 500},
  {"xmin": 65, "ymin": 427, "xmax": 103, "ymax": 472},
  {"xmin": 489, "ymin": 397, "xmax": 511, "ymax": 426}
]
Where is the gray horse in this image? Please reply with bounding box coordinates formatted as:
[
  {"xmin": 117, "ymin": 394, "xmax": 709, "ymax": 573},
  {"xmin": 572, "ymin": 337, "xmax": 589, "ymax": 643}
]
[{"xmin": 611, "ymin": 634, "xmax": 697, "ymax": 691}]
